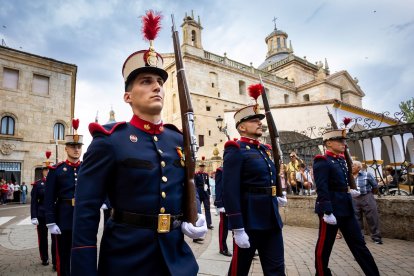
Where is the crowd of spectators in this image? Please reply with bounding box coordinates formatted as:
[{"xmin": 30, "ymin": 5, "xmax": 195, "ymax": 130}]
[{"xmin": 0, "ymin": 179, "xmax": 28, "ymax": 205}]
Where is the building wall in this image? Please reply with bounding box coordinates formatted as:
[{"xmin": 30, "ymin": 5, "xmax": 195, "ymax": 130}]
[{"xmin": 0, "ymin": 46, "xmax": 77, "ymax": 185}]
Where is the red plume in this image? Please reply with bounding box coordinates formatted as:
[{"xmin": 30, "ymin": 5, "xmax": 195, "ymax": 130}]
[
  {"xmin": 343, "ymin": 117, "xmax": 352, "ymax": 127},
  {"xmin": 248, "ymin": 83, "xmax": 263, "ymax": 101},
  {"xmin": 45, "ymin": 151, "xmax": 52, "ymax": 159},
  {"xmin": 201, "ymin": 156, "xmax": 205, "ymax": 161},
  {"xmin": 141, "ymin": 10, "xmax": 162, "ymax": 41},
  {"xmin": 72, "ymin": 118, "xmax": 79, "ymax": 130},
  {"xmin": 233, "ymin": 138, "xmax": 238, "ymax": 142}
]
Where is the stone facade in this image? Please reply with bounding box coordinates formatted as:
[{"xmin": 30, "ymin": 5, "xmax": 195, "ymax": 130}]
[
  {"xmin": 0, "ymin": 46, "xmax": 77, "ymax": 185},
  {"xmin": 162, "ymin": 12, "xmax": 365, "ymax": 162},
  {"xmin": 280, "ymin": 195, "xmax": 414, "ymax": 241}
]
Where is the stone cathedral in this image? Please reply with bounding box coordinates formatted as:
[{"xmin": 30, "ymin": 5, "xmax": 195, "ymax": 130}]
[{"xmin": 161, "ymin": 12, "xmax": 383, "ymax": 165}]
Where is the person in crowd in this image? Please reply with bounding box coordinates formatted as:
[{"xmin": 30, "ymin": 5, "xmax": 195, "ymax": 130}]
[
  {"xmin": 20, "ymin": 182, "xmax": 28, "ymax": 204},
  {"xmin": 352, "ymin": 161, "xmax": 383, "ymax": 244},
  {"xmin": 286, "ymin": 151, "xmax": 303, "ymax": 195},
  {"xmin": 44, "ymin": 119, "xmax": 83, "ymax": 276},
  {"xmin": 7, "ymin": 181, "xmax": 14, "ymax": 202},
  {"xmin": 71, "ymin": 11, "xmax": 206, "ymax": 275},
  {"xmin": 209, "ymin": 171, "xmax": 218, "ymax": 216},
  {"xmin": 313, "ymin": 129, "xmax": 379, "ymax": 276},
  {"xmin": 296, "ymin": 163, "xmax": 313, "ymax": 195},
  {"xmin": 1, "ymin": 179, "xmax": 8, "ymax": 205},
  {"xmin": 223, "ymin": 102, "xmax": 287, "ymax": 275}
]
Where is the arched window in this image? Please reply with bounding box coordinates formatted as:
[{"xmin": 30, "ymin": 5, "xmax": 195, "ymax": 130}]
[
  {"xmin": 191, "ymin": 30, "xmax": 196, "ymax": 46},
  {"xmin": 0, "ymin": 116, "xmax": 15, "ymax": 135},
  {"xmin": 303, "ymin": 94, "xmax": 310, "ymax": 102},
  {"xmin": 239, "ymin": 80, "xmax": 246, "ymax": 95},
  {"xmin": 172, "ymin": 94, "xmax": 177, "ymax": 113},
  {"xmin": 53, "ymin": 123, "xmax": 65, "ymax": 140},
  {"xmin": 277, "ymin": 38, "xmax": 281, "ymax": 49},
  {"xmin": 284, "ymin": 94, "xmax": 289, "ymax": 104}
]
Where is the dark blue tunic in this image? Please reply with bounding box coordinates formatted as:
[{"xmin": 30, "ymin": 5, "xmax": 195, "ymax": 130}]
[{"xmin": 71, "ymin": 116, "xmax": 197, "ymax": 276}]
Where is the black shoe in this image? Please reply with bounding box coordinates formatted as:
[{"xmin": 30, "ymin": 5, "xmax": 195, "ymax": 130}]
[
  {"xmin": 52, "ymin": 264, "xmax": 56, "ymax": 271},
  {"xmin": 373, "ymin": 239, "xmax": 383, "ymax": 244},
  {"xmin": 207, "ymin": 225, "xmax": 214, "ymax": 230},
  {"xmin": 41, "ymin": 260, "xmax": 49, "ymax": 266},
  {"xmin": 193, "ymin": 238, "xmax": 204, "ymax": 243},
  {"xmin": 220, "ymin": 250, "xmax": 232, "ymax": 257}
]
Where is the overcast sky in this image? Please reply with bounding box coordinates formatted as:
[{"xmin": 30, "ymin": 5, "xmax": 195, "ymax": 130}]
[{"xmin": 1, "ymin": 0, "xmax": 413, "ymax": 149}]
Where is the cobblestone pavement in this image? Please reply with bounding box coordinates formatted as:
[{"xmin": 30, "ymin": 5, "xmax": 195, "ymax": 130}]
[{"xmin": 1, "ymin": 204, "xmax": 413, "ymax": 275}]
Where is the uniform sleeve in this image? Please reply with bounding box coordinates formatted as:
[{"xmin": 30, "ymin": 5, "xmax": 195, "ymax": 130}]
[
  {"xmin": 71, "ymin": 135, "xmax": 115, "ymax": 276},
  {"xmin": 30, "ymin": 184, "xmax": 37, "ymax": 219},
  {"xmin": 44, "ymin": 170, "xmax": 58, "ymax": 224},
  {"xmin": 313, "ymin": 159, "xmax": 333, "ymax": 214},
  {"xmin": 214, "ymin": 169, "xmax": 223, "ymax": 207},
  {"xmin": 223, "ymin": 146, "xmax": 243, "ymax": 230}
]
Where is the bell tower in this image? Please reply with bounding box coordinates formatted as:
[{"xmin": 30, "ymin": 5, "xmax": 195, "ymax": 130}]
[{"xmin": 181, "ymin": 11, "xmax": 204, "ymax": 57}]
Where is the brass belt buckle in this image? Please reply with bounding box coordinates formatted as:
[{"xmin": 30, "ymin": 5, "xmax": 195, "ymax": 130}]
[
  {"xmin": 71, "ymin": 198, "xmax": 75, "ymax": 206},
  {"xmin": 157, "ymin": 214, "xmax": 171, "ymax": 233},
  {"xmin": 271, "ymin": 186, "xmax": 276, "ymax": 197}
]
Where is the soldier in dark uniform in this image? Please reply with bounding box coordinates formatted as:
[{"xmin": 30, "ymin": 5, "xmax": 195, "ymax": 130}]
[
  {"xmin": 223, "ymin": 105, "xmax": 287, "ymax": 276},
  {"xmin": 71, "ymin": 12, "xmax": 207, "ymax": 276},
  {"xmin": 214, "ymin": 166, "xmax": 232, "ymax": 257},
  {"xmin": 44, "ymin": 120, "xmax": 83, "ymax": 276},
  {"xmin": 195, "ymin": 159, "xmax": 214, "ymax": 230},
  {"xmin": 313, "ymin": 129, "xmax": 379, "ymax": 276},
  {"xmin": 30, "ymin": 164, "xmax": 56, "ymax": 270}
]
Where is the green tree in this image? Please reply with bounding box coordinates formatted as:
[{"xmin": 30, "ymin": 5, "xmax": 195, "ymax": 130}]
[{"xmin": 399, "ymin": 98, "xmax": 414, "ymax": 123}]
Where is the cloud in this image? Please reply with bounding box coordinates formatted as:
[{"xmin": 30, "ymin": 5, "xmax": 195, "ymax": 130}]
[
  {"xmin": 390, "ymin": 20, "xmax": 414, "ymax": 33},
  {"xmin": 305, "ymin": 2, "xmax": 327, "ymax": 23}
]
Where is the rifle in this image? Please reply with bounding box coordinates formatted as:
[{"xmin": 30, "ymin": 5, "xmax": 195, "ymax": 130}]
[
  {"xmin": 259, "ymin": 76, "xmax": 283, "ymax": 197},
  {"xmin": 171, "ymin": 15, "xmax": 198, "ymax": 224},
  {"xmin": 326, "ymin": 107, "xmax": 357, "ymax": 189}
]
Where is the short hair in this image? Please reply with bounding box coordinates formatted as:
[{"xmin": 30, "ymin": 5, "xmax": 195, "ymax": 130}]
[
  {"xmin": 299, "ymin": 163, "xmax": 306, "ymax": 169},
  {"xmin": 353, "ymin": 160, "xmax": 362, "ymax": 169}
]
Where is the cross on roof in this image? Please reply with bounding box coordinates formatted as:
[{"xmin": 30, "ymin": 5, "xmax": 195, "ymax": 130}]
[{"xmin": 272, "ymin": 17, "xmax": 278, "ymax": 30}]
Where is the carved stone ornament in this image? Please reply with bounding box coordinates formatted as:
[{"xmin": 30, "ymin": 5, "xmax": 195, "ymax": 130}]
[{"xmin": 0, "ymin": 143, "xmax": 16, "ymax": 155}]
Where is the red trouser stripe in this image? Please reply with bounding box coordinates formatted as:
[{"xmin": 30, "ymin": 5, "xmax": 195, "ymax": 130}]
[
  {"xmin": 55, "ymin": 235, "xmax": 61, "ymax": 276},
  {"xmin": 230, "ymin": 237, "xmax": 239, "ymax": 276},
  {"xmin": 219, "ymin": 213, "xmax": 224, "ymax": 252},
  {"xmin": 36, "ymin": 226, "xmax": 44, "ymax": 260},
  {"xmin": 316, "ymin": 217, "xmax": 327, "ymax": 276}
]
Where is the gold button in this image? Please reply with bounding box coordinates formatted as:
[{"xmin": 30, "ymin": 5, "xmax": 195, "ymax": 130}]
[
  {"xmin": 158, "ymin": 149, "xmax": 163, "ymax": 154},
  {"xmin": 154, "ymin": 136, "xmax": 158, "ymax": 142},
  {"xmin": 161, "ymin": 192, "xmax": 166, "ymax": 198},
  {"xmin": 160, "ymin": 207, "xmax": 165, "ymax": 213},
  {"xmin": 246, "ymin": 146, "xmax": 250, "ymax": 150},
  {"xmin": 162, "ymin": 176, "xmax": 168, "ymax": 182},
  {"xmin": 161, "ymin": 161, "xmax": 166, "ymax": 167},
  {"xmin": 270, "ymin": 172, "xmax": 273, "ymax": 175}
]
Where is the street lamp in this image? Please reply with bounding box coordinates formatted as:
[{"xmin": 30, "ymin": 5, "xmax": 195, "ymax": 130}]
[{"xmin": 215, "ymin": 115, "xmax": 230, "ymax": 141}]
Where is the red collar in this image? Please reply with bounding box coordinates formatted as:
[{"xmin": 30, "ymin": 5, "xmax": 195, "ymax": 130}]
[
  {"xmin": 239, "ymin": 136, "xmax": 261, "ymax": 146},
  {"xmin": 326, "ymin": 150, "xmax": 345, "ymax": 159},
  {"xmin": 130, "ymin": 115, "xmax": 164, "ymax": 135},
  {"xmin": 65, "ymin": 160, "xmax": 81, "ymax": 167}
]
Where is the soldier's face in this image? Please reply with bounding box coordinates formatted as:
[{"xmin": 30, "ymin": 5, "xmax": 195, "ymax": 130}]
[
  {"xmin": 239, "ymin": 118, "xmax": 263, "ymax": 138},
  {"xmin": 326, "ymin": 139, "xmax": 346, "ymax": 154},
  {"xmin": 124, "ymin": 73, "xmax": 165, "ymax": 116},
  {"xmin": 42, "ymin": 169, "xmax": 49, "ymax": 178},
  {"xmin": 65, "ymin": 144, "xmax": 82, "ymax": 160}
]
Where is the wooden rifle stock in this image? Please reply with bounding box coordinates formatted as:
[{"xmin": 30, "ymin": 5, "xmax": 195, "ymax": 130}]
[
  {"xmin": 171, "ymin": 15, "xmax": 198, "ymax": 224},
  {"xmin": 326, "ymin": 108, "xmax": 357, "ymax": 189},
  {"xmin": 259, "ymin": 76, "xmax": 283, "ymax": 197}
]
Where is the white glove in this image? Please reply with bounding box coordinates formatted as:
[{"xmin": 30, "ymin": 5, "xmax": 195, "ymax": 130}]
[
  {"xmin": 323, "ymin": 213, "xmax": 337, "ymax": 225},
  {"xmin": 204, "ymin": 184, "xmax": 208, "ymax": 192},
  {"xmin": 350, "ymin": 189, "xmax": 361, "ymax": 198},
  {"xmin": 31, "ymin": 218, "xmax": 39, "ymax": 225},
  {"xmin": 47, "ymin": 223, "xmax": 62, "ymax": 235},
  {"xmin": 101, "ymin": 203, "xmax": 108, "ymax": 210},
  {"xmin": 218, "ymin": 207, "xmax": 225, "ymax": 213},
  {"xmin": 181, "ymin": 214, "xmax": 208, "ymax": 239},
  {"xmin": 277, "ymin": 191, "xmax": 288, "ymax": 207},
  {"xmin": 233, "ymin": 228, "xmax": 250, "ymax": 248}
]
